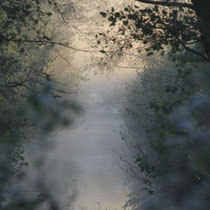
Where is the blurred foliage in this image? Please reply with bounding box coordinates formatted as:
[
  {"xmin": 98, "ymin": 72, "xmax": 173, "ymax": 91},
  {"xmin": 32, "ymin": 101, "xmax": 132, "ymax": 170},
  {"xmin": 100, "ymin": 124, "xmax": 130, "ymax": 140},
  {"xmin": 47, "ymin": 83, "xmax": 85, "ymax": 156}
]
[
  {"xmin": 97, "ymin": 0, "xmax": 210, "ymax": 209},
  {"xmin": 97, "ymin": 0, "xmax": 210, "ymax": 62},
  {"xmin": 122, "ymin": 52, "xmax": 210, "ymax": 209},
  {"xmin": 0, "ymin": 0, "xmax": 80, "ymax": 209}
]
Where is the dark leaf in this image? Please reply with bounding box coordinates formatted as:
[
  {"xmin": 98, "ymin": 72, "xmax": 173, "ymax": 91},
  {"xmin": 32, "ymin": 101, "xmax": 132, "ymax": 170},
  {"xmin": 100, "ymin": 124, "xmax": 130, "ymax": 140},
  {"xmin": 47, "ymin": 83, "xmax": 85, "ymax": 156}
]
[{"xmin": 100, "ymin": 12, "xmax": 107, "ymax": 18}]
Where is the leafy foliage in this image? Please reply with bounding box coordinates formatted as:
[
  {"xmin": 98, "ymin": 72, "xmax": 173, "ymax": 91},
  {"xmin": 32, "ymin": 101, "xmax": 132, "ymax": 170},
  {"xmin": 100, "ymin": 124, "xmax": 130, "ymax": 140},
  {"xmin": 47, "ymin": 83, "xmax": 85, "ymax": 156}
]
[
  {"xmin": 121, "ymin": 51, "xmax": 210, "ymax": 209},
  {"xmin": 97, "ymin": 0, "xmax": 210, "ymax": 61},
  {"xmin": 96, "ymin": 0, "xmax": 210, "ymax": 209},
  {"xmin": 0, "ymin": 1, "xmax": 80, "ymax": 209}
]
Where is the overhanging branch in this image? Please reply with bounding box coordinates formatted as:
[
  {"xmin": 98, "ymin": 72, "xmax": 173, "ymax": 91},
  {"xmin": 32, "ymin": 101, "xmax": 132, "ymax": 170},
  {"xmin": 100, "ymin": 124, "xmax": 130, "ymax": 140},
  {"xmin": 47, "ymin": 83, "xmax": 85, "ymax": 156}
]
[
  {"xmin": 3, "ymin": 38, "xmax": 99, "ymax": 53},
  {"xmin": 136, "ymin": 0, "xmax": 194, "ymax": 9},
  {"xmin": 177, "ymin": 38, "xmax": 210, "ymax": 62}
]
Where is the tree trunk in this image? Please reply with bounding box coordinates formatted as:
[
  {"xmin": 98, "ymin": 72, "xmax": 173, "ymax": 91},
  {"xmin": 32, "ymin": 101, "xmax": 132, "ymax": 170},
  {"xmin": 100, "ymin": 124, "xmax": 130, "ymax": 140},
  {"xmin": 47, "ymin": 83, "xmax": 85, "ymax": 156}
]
[{"xmin": 191, "ymin": 0, "xmax": 210, "ymax": 61}]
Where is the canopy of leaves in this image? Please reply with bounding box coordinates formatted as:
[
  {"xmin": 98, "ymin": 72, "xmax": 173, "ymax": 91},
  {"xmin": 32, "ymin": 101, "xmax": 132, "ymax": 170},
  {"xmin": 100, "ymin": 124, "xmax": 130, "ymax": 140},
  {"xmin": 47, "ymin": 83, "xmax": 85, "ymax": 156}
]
[
  {"xmin": 96, "ymin": 1, "xmax": 210, "ymax": 209},
  {"xmin": 97, "ymin": 0, "xmax": 210, "ymax": 61},
  {"xmin": 0, "ymin": 1, "xmax": 80, "ymax": 209}
]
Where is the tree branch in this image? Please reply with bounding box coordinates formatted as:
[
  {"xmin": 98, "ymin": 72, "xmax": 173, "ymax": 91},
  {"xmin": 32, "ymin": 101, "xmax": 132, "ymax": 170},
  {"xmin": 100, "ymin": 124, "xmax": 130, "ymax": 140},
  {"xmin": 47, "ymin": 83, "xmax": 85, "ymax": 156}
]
[
  {"xmin": 3, "ymin": 38, "xmax": 99, "ymax": 53},
  {"xmin": 136, "ymin": 0, "xmax": 194, "ymax": 9},
  {"xmin": 177, "ymin": 38, "xmax": 210, "ymax": 62},
  {"xmin": 4, "ymin": 38, "xmax": 137, "ymax": 56}
]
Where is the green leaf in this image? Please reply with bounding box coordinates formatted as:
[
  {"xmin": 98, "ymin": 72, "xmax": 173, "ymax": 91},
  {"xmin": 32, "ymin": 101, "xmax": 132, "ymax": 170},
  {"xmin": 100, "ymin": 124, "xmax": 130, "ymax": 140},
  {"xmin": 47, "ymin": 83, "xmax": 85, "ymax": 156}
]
[
  {"xmin": 149, "ymin": 190, "xmax": 154, "ymax": 195},
  {"xmin": 26, "ymin": 4, "xmax": 32, "ymax": 9},
  {"xmin": 171, "ymin": 86, "xmax": 178, "ymax": 94},
  {"xmin": 114, "ymin": 12, "xmax": 120, "ymax": 18},
  {"xmin": 99, "ymin": 12, "xmax": 107, "ymax": 18},
  {"xmin": 123, "ymin": 20, "xmax": 128, "ymax": 26},
  {"xmin": 100, "ymin": 50, "xmax": 106, "ymax": 54},
  {"xmin": 162, "ymin": 10, "xmax": 167, "ymax": 16},
  {"xmin": 33, "ymin": 19, "xmax": 39, "ymax": 24},
  {"xmin": 147, "ymin": 52, "xmax": 153, "ymax": 56},
  {"xmin": 154, "ymin": 104, "xmax": 160, "ymax": 113},
  {"xmin": 165, "ymin": 85, "xmax": 171, "ymax": 93},
  {"xmin": 160, "ymin": 51, "xmax": 165, "ymax": 56},
  {"xmin": 47, "ymin": 12, "xmax": 52, "ymax": 16},
  {"xmin": 108, "ymin": 16, "xmax": 115, "ymax": 22},
  {"xmin": 154, "ymin": 5, "xmax": 158, "ymax": 12}
]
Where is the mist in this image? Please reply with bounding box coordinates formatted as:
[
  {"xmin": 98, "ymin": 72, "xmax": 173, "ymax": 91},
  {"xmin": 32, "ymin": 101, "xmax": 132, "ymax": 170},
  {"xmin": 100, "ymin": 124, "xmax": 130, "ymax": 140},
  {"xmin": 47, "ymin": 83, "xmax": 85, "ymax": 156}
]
[
  {"xmin": 2, "ymin": 1, "xmax": 208, "ymax": 210},
  {"xmin": 24, "ymin": 62, "xmax": 137, "ymax": 210},
  {"xmin": 22, "ymin": 1, "xmax": 137, "ymax": 208},
  {"xmin": 53, "ymin": 68, "xmax": 135, "ymax": 209}
]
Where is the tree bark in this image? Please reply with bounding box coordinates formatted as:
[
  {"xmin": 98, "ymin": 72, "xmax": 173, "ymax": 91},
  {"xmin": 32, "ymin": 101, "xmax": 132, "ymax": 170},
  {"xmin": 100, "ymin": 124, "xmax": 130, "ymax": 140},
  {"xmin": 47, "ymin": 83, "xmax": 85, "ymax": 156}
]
[
  {"xmin": 136, "ymin": 0, "xmax": 193, "ymax": 9},
  {"xmin": 191, "ymin": 0, "xmax": 210, "ymax": 61}
]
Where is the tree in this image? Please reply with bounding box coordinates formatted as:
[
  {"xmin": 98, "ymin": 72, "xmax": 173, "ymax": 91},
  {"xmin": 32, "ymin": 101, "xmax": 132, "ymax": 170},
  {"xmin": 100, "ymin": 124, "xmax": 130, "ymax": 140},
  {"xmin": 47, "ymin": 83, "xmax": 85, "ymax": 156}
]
[
  {"xmin": 98, "ymin": 0, "xmax": 210, "ymax": 62},
  {"xmin": 120, "ymin": 51, "xmax": 210, "ymax": 209},
  {"xmin": 0, "ymin": 1, "xmax": 81, "ymax": 209},
  {"xmin": 97, "ymin": 1, "xmax": 210, "ymax": 209}
]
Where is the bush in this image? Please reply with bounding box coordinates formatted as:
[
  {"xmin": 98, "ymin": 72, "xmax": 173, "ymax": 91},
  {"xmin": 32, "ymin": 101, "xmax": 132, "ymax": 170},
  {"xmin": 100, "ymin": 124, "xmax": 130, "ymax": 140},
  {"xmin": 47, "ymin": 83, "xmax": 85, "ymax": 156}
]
[{"xmin": 121, "ymin": 52, "xmax": 210, "ymax": 209}]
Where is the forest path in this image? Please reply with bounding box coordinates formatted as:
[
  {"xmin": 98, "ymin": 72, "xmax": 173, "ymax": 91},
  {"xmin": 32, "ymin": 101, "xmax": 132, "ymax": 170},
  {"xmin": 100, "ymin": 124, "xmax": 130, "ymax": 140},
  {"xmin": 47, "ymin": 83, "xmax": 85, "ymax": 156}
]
[{"xmin": 54, "ymin": 69, "xmax": 135, "ymax": 209}]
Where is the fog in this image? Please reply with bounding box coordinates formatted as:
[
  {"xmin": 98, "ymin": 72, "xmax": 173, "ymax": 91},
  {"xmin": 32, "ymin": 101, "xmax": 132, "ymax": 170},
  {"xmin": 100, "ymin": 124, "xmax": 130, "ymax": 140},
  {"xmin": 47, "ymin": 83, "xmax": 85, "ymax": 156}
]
[
  {"xmin": 3, "ymin": 1, "xmax": 209, "ymax": 210},
  {"xmin": 53, "ymin": 68, "xmax": 136, "ymax": 209},
  {"xmin": 24, "ymin": 69, "xmax": 137, "ymax": 209},
  {"xmin": 25, "ymin": 66, "xmax": 136, "ymax": 210},
  {"xmin": 24, "ymin": 1, "xmax": 138, "ymax": 209}
]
